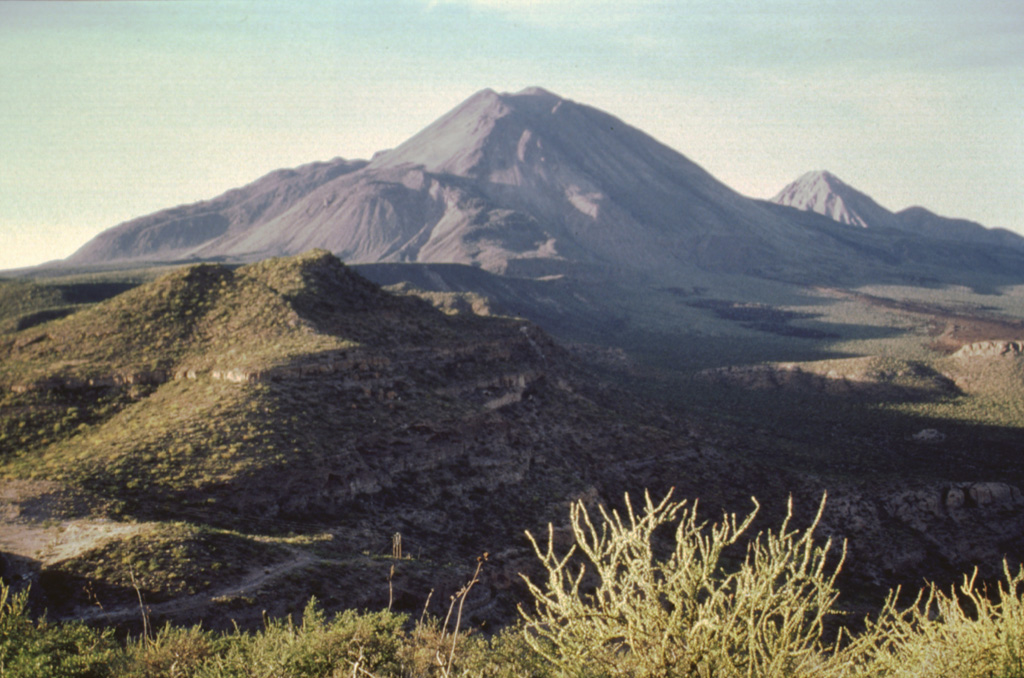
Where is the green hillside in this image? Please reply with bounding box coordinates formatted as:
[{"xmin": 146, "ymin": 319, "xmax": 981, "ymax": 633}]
[
  {"xmin": 3, "ymin": 250, "xmax": 1024, "ymax": 638},
  {"xmin": 1, "ymin": 251, "xmax": 735, "ymax": 629}
]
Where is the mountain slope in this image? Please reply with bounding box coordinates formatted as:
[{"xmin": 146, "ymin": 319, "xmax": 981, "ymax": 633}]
[
  {"xmin": 65, "ymin": 89, "xmax": 872, "ymax": 280},
  {"xmin": 67, "ymin": 158, "xmax": 368, "ymax": 264},
  {"xmin": 772, "ymin": 170, "xmax": 1024, "ymax": 251}
]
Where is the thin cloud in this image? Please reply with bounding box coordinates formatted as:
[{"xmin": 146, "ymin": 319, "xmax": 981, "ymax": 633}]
[{"xmin": 423, "ymin": 0, "xmax": 656, "ymax": 29}]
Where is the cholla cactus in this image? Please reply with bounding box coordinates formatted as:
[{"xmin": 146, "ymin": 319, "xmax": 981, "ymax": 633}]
[
  {"xmin": 518, "ymin": 490, "xmax": 846, "ymax": 678},
  {"xmin": 843, "ymin": 561, "xmax": 1024, "ymax": 678}
]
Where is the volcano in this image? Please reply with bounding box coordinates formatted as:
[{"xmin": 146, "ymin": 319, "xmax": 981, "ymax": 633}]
[
  {"xmin": 66, "ymin": 88, "xmax": 1024, "ymax": 284},
  {"xmin": 66, "ymin": 88, "xmax": 861, "ymax": 279},
  {"xmin": 772, "ymin": 170, "xmax": 1024, "ymax": 251},
  {"xmin": 770, "ymin": 171, "xmax": 900, "ymax": 230}
]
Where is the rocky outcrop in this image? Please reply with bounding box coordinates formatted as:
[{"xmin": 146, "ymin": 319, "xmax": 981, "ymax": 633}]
[
  {"xmin": 697, "ymin": 360, "xmax": 957, "ymax": 401},
  {"xmin": 822, "ymin": 481, "xmax": 1024, "ymax": 589},
  {"xmin": 10, "ymin": 370, "xmax": 169, "ymax": 394},
  {"xmin": 953, "ymin": 340, "xmax": 1024, "ymax": 359},
  {"xmin": 699, "ymin": 363, "xmax": 868, "ymax": 394}
]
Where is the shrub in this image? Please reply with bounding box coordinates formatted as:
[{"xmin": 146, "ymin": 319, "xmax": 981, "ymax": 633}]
[
  {"xmin": 0, "ymin": 582, "xmax": 121, "ymax": 678},
  {"xmin": 5, "ymin": 492, "xmax": 1024, "ymax": 677},
  {"xmin": 843, "ymin": 561, "xmax": 1024, "ymax": 677},
  {"xmin": 518, "ymin": 490, "xmax": 846, "ymax": 678},
  {"xmin": 120, "ymin": 624, "xmax": 217, "ymax": 678},
  {"xmin": 195, "ymin": 598, "xmax": 407, "ymax": 678}
]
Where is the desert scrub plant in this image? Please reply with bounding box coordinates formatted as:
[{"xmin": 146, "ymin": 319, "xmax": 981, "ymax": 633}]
[
  {"xmin": 196, "ymin": 598, "xmax": 406, "ymax": 678},
  {"xmin": 119, "ymin": 623, "xmax": 217, "ymax": 678},
  {"xmin": 518, "ymin": 490, "xmax": 847, "ymax": 678},
  {"xmin": 840, "ymin": 561, "xmax": 1024, "ymax": 678},
  {"xmin": 0, "ymin": 581, "xmax": 121, "ymax": 677}
]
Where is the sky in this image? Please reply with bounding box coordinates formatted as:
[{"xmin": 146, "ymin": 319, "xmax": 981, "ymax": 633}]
[{"xmin": 1, "ymin": 0, "xmax": 1021, "ymax": 270}]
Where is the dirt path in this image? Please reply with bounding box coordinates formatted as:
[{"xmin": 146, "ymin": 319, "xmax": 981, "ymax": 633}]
[
  {"xmin": 0, "ymin": 480, "xmax": 321, "ymax": 626},
  {"xmin": 74, "ymin": 548, "xmax": 318, "ymax": 624},
  {"xmin": 0, "ymin": 519, "xmax": 147, "ymax": 567}
]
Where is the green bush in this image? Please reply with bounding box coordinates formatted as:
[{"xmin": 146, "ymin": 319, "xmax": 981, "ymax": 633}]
[
  {"xmin": 192, "ymin": 598, "xmax": 406, "ymax": 678},
  {"xmin": 0, "ymin": 583, "xmax": 121, "ymax": 677},
  {"xmin": 120, "ymin": 624, "xmax": 217, "ymax": 678},
  {"xmin": 843, "ymin": 562, "xmax": 1024, "ymax": 677},
  {"xmin": 518, "ymin": 490, "xmax": 845, "ymax": 678}
]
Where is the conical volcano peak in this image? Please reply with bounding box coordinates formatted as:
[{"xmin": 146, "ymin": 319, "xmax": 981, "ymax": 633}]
[
  {"xmin": 368, "ymin": 87, "xmax": 580, "ymax": 176},
  {"xmin": 794, "ymin": 170, "xmax": 844, "ymax": 190},
  {"xmin": 370, "ymin": 85, "xmax": 675, "ymax": 183},
  {"xmin": 772, "ymin": 170, "xmax": 898, "ymax": 229},
  {"xmin": 513, "ymin": 86, "xmax": 559, "ymax": 97},
  {"xmin": 771, "ymin": 170, "xmax": 1024, "ymax": 249}
]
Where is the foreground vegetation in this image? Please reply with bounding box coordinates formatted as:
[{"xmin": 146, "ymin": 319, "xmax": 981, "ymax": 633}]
[{"xmin": 3, "ymin": 491, "xmax": 1023, "ymax": 677}]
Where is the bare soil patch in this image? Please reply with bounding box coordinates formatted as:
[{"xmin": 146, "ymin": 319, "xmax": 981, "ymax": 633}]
[{"xmin": 0, "ymin": 480, "xmax": 140, "ymax": 567}]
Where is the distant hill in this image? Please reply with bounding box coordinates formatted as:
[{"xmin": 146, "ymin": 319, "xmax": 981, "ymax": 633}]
[
  {"xmin": 895, "ymin": 205, "xmax": 1024, "ymax": 249},
  {"xmin": 772, "ymin": 170, "xmax": 1024, "ymax": 251},
  {"xmin": 770, "ymin": 171, "xmax": 900, "ymax": 230}
]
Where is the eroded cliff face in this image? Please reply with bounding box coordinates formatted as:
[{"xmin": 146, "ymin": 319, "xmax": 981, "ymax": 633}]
[
  {"xmin": 820, "ymin": 482, "xmax": 1024, "ymax": 591},
  {"xmin": 696, "ymin": 357, "xmax": 960, "ymax": 402}
]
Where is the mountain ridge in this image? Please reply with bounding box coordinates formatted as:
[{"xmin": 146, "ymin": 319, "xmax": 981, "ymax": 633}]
[
  {"xmin": 61, "ymin": 87, "xmax": 1021, "ymax": 284},
  {"xmin": 68, "ymin": 158, "xmax": 369, "ymax": 265},
  {"xmin": 771, "ymin": 170, "xmax": 1024, "ymax": 251}
]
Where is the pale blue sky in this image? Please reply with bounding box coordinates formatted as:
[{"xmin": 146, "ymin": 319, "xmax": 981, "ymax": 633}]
[{"xmin": 1, "ymin": 0, "xmax": 1021, "ymax": 269}]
